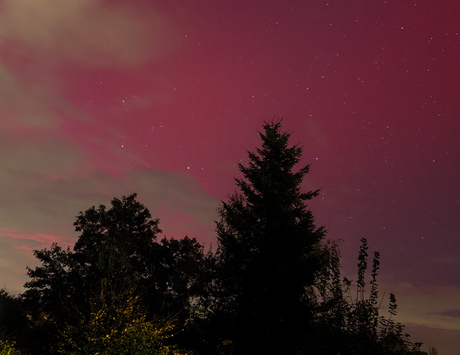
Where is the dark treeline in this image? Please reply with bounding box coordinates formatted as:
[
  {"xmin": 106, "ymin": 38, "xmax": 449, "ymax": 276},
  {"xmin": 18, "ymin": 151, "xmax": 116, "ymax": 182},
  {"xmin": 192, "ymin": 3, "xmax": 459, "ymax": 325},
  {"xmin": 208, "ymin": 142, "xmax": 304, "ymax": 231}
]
[{"xmin": 1, "ymin": 121, "xmax": 428, "ymax": 354}]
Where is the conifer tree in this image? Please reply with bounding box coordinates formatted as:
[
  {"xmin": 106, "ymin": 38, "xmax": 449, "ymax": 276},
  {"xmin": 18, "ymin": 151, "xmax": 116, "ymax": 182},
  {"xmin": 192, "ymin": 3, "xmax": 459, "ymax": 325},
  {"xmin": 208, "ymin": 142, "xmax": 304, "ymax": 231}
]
[{"xmin": 214, "ymin": 120, "xmax": 325, "ymax": 354}]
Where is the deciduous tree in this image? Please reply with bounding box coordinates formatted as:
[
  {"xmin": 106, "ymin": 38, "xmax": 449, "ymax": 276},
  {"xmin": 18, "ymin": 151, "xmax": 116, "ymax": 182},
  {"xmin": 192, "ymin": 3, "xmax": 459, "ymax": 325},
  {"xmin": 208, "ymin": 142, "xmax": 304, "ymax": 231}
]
[
  {"xmin": 56, "ymin": 286, "xmax": 184, "ymax": 355},
  {"xmin": 22, "ymin": 194, "xmax": 207, "ymax": 353}
]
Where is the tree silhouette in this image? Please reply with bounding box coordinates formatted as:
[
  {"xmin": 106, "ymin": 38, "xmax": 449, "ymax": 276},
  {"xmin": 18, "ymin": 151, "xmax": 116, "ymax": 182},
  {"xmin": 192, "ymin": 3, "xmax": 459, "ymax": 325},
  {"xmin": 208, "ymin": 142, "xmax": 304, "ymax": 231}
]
[
  {"xmin": 0, "ymin": 289, "xmax": 28, "ymax": 353},
  {"xmin": 213, "ymin": 120, "xmax": 325, "ymax": 354},
  {"xmin": 310, "ymin": 238, "xmax": 426, "ymax": 354},
  {"xmin": 22, "ymin": 194, "xmax": 207, "ymax": 354},
  {"xmin": 72, "ymin": 194, "xmax": 163, "ymax": 294},
  {"xmin": 15, "ymin": 123, "xmax": 429, "ymax": 354}
]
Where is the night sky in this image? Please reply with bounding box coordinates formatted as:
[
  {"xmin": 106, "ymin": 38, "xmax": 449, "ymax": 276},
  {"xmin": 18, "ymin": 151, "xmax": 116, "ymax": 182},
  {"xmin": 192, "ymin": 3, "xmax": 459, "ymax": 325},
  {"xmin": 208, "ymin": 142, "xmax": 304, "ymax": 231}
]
[{"xmin": 1, "ymin": 1, "xmax": 459, "ymax": 353}]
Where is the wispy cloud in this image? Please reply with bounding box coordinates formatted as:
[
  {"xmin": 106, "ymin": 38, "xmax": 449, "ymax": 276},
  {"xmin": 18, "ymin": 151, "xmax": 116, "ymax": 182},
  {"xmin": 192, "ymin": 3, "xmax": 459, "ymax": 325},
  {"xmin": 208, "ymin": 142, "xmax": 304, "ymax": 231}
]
[
  {"xmin": 0, "ymin": 0, "xmax": 177, "ymax": 67},
  {"xmin": 387, "ymin": 282, "xmax": 460, "ymax": 332}
]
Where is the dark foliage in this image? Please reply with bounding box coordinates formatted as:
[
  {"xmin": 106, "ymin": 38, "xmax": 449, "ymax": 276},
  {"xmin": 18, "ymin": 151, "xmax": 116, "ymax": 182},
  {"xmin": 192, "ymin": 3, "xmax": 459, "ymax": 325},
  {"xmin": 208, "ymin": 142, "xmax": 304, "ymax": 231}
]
[
  {"xmin": 0, "ymin": 289, "xmax": 28, "ymax": 348},
  {"xmin": 211, "ymin": 120, "xmax": 325, "ymax": 354},
  {"xmin": 21, "ymin": 194, "xmax": 208, "ymax": 354},
  {"xmin": 6, "ymin": 122, "xmax": 427, "ymax": 355},
  {"xmin": 308, "ymin": 238, "xmax": 426, "ymax": 355}
]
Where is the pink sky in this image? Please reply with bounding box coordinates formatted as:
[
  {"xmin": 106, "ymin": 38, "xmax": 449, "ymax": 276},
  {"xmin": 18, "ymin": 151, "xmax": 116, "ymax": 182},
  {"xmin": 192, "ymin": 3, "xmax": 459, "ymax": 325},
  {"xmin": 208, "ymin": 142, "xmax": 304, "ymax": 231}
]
[{"xmin": 1, "ymin": 1, "xmax": 459, "ymax": 352}]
